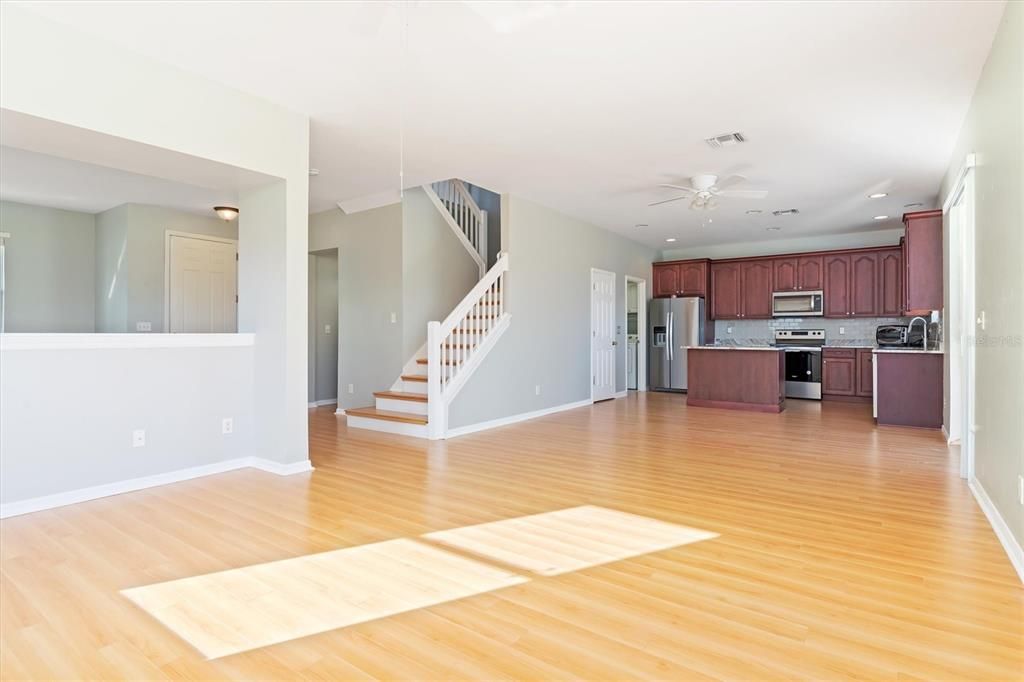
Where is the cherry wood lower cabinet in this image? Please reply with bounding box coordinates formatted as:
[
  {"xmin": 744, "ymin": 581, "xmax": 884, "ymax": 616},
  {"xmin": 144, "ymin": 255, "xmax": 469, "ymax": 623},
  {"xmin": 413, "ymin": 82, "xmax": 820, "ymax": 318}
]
[
  {"xmin": 687, "ymin": 348, "xmax": 785, "ymax": 412},
  {"xmin": 856, "ymin": 349, "xmax": 874, "ymax": 397},
  {"xmin": 822, "ymin": 349, "xmax": 856, "ymax": 396},
  {"xmin": 875, "ymin": 352, "xmax": 943, "ymax": 428}
]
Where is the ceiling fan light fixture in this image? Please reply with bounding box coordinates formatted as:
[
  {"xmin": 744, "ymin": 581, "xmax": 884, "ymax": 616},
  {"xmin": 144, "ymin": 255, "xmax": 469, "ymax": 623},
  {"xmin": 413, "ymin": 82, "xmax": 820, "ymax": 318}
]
[{"xmin": 213, "ymin": 206, "xmax": 239, "ymax": 221}]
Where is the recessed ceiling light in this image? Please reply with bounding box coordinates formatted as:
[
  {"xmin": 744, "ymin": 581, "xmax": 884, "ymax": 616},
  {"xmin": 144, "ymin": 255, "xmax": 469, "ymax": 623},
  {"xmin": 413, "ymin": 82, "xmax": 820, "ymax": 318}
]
[
  {"xmin": 873, "ymin": 215, "xmax": 889, "ymax": 220},
  {"xmin": 746, "ymin": 209, "xmax": 763, "ymax": 215},
  {"xmin": 868, "ymin": 192, "xmax": 887, "ymax": 199},
  {"xmin": 309, "ymin": 168, "xmax": 320, "ymax": 176},
  {"xmin": 904, "ymin": 202, "xmax": 923, "ymax": 208},
  {"xmin": 665, "ymin": 238, "xmax": 677, "ymax": 243},
  {"xmin": 766, "ymin": 226, "xmax": 782, "ymax": 231}
]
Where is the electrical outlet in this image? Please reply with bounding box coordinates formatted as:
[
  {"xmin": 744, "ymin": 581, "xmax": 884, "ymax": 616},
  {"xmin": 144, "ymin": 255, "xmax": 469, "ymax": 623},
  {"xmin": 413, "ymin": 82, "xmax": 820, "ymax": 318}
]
[
  {"xmin": 132, "ymin": 429, "xmax": 146, "ymax": 447},
  {"xmin": 135, "ymin": 321, "xmax": 152, "ymax": 332},
  {"xmin": 324, "ymin": 324, "xmax": 331, "ymax": 334},
  {"xmin": 839, "ymin": 327, "xmax": 846, "ymax": 335},
  {"xmin": 390, "ymin": 312, "xmax": 397, "ymax": 324},
  {"xmin": 535, "ymin": 385, "xmax": 541, "ymax": 396},
  {"xmin": 348, "ymin": 383, "xmax": 354, "ymax": 394},
  {"xmin": 222, "ymin": 418, "xmax": 233, "ymax": 435},
  {"xmin": 727, "ymin": 326, "xmax": 733, "ymax": 334}
]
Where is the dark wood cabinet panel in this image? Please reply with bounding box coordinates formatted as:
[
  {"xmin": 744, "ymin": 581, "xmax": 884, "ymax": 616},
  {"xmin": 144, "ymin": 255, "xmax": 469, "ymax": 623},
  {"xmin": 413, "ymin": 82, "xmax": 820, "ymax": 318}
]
[
  {"xmin": 822, "ymin": 352, "xmax": 856, "ymax": 396},
  {"xmin": 875, "ymin": 352, "xmax": 943, "ymax": 427},
  {"xmin": 879, "ymin": 249, "xmax": 903, "ymax": 316},
  {"xmin": 850, "ymin": 252, "xmax": 879, "ymax": 317},
  {"xmin": 903, "ymin": 210, "xmax": 943, "ymax": 314},
  {"xmin": 740, "ymin": 260, "xmax": 773, "ymax": 318},
  {"xmin": 710, "ymin": 262, "xmax": 741, "ymax": 319},
  {"xmin": 797, "ymin": 256, "xmax": 824, "ymax": 291},
  {"xmin": 773, "ymin": 258, "xmax": 798, "ymax": 292},
  {"xmin": 824, "ymin": 254, "xmax": 851, "ymax": 318},
  {"xmin": 679, "ymin": 260, "xmax": 709, "ymax": 297},
  {"xmin": 653, "ymin": 263, "xmax": 680, "ymax": 298},
  {"xmin": 856, "ymin": 349, "xmax": 874, "ymax": 397}
]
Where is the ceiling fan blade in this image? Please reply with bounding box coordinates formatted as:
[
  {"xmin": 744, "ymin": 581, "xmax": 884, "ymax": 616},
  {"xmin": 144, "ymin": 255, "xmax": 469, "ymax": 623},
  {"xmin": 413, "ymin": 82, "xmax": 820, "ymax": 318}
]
[
  {"xmin": 648, "ymin": 195, "xmax": 690, "ymax": 207},
  {"xmin": 711, "ymin": 174, "xmax": 747, "ymax": 191},
  {"xmin": 715, "ymin": 189, "xmax": 769, "ymax": 199},
  {"xmin": 657, "ymin": 184, "xmax": 696, "ymax": 193}
]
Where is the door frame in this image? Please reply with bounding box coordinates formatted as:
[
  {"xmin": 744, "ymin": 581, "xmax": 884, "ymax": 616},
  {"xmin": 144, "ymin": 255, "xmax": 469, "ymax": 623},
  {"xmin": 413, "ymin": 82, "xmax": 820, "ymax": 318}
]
[
  {"xmin": 163, "ymin": 230, "xmax": 239, "ymax": 333},
  {"xmin": 590, "ymin": 267, "xmax": 617, "ymax": 402},
  {"xmin": 944, "ymin": 154, "xmax": 976, "ymax": 478},
  {"xmin": 624, "ymin": 275, "xmax": 647, "ymax": 391}
]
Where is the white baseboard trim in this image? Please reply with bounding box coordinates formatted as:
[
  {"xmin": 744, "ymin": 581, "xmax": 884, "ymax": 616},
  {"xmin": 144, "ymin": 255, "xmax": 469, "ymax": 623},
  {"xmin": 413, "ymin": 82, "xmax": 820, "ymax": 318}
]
[
  {"xmin": 335, "ymin": 408, "xmax": 347, "ymax": 415},
  {"xmin": 0, "ymin": 456, "xmax": 314, "ymax": 519},
  {"xmin": 307, "ymin": 399, "xmax": 338, "ymax": 408},
  {"xmin": 969, "ymin": 477, "xmax": 1024, "ymax": 584},
  {"xmin": 615, "ymin": 390, "xmax": 628, "ymax": 398},
  {"xmin": 445, "ymin": 398, "xmax": 594, "ymax": 439}
]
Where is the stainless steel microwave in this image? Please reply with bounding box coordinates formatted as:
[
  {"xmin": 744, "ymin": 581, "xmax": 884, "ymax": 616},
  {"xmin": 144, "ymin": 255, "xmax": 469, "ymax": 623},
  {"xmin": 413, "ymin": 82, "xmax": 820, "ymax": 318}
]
[{"xmin": 772, "ymin": 290, "xmax": 824, "ymax": 317}]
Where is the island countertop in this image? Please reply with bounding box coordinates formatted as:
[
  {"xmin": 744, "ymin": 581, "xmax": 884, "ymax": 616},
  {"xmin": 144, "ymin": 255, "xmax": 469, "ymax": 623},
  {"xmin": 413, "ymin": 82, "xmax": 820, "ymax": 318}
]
[{"xmin": 687, "ymin": 347, "xmax": 785, "ymax": 413}]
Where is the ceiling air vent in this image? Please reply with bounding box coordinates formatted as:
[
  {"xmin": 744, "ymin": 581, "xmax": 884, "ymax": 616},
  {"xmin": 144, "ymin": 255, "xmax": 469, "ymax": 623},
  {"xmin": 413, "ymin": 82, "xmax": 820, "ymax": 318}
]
[
  {"xmin": 772, "ymin": 208, "xmax": 800, "ymax": 217},
  {"xmin": 704, "ymin": 132, "xmax": 746, "ymax": 149}
]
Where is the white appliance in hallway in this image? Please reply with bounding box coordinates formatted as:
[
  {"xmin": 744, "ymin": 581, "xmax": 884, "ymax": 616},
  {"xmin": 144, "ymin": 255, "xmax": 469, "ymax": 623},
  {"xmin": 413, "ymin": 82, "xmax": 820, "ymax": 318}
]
[{"xmin": 649, "ymin": 297, "xmax": 704, "ymax": 391}]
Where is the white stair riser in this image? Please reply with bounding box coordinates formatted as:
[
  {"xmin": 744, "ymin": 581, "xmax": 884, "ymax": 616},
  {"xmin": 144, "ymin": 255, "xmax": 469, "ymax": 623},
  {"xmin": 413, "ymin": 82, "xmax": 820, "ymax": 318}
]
[
  {"xmin": 403, "ymin": 380, "xmax": 428, "ymax": 394},
  {"xmin": 346, "ymin": 415, "xmax": 429, "ymax": 438},
  {"xmin": 375, "ymin": 398, "xmax": 428, "ymax": 415}
]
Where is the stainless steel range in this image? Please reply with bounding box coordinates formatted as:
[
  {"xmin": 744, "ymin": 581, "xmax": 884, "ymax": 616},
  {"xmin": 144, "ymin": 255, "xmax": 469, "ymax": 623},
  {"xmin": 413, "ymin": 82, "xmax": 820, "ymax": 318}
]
[{"xmin": 772, "ymin": 329, "xmax": 825, "ymax": 400}]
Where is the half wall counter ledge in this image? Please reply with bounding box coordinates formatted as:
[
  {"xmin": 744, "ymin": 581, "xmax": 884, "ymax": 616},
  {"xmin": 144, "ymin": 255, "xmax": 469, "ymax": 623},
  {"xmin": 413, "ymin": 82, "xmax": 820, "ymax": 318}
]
[
  {"xmin": 0, "ymin": 333, "xmax": 255, "ymax": 350},
  {"xmin": 686, "ymin": 347, "xmax": 785, "ymax": 413}
]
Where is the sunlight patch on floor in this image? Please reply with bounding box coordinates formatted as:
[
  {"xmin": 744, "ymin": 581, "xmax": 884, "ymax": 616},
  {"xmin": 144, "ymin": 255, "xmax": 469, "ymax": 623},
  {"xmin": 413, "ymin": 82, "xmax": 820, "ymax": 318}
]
[
  {"xmin": 423, "ymin": 505, "xmax": 718, "ymax": 576},
  {"xmin": 122, "ymin": 538, "xmax": 527, "ymax": 659}
]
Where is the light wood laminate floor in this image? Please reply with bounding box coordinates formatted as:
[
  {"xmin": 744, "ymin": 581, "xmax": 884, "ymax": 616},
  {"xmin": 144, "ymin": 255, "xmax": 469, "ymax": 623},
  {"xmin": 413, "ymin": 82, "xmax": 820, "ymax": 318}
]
[{"xmin": 2, "ymin": 393, "xmax": 1021, "ymax": 680}]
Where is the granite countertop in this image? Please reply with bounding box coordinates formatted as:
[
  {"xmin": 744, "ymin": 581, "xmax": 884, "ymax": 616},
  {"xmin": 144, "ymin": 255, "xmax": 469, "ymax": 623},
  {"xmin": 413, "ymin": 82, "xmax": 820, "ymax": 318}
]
[
  {"xmin": 872, "ymin": 348, "xmax": 944, "ymax": 355},
  {"xmin": 696, "ymin": 345, "xmax": 781, "ymax": 352}
]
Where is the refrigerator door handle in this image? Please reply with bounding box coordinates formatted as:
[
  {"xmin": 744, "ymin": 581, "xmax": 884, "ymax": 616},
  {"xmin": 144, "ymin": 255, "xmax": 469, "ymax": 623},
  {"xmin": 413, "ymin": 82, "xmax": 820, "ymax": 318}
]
[{"xmin": 667, "ymin": 311, "xmax": 673, "ymax": 361}]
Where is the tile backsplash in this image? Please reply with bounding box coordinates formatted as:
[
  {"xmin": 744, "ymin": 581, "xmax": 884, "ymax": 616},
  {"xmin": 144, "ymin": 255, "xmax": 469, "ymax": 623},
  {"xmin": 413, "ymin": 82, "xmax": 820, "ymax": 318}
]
[{"xmin": 714, "ymin": 316, "xmax": 941, "ymax": 347}]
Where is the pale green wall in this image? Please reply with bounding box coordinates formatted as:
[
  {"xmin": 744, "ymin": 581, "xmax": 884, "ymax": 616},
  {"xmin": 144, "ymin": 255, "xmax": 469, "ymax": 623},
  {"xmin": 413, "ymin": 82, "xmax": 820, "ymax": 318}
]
[
  {"xmin": 448, "ymin": 195, "xmax": 657, "ymax": 428},
  {"xmin": 940, "ymin": 2, "xmax": 1023, "ymax": 549},
  {"xmin": 311, "ymin": 251, "xmax": 339, "ymax": 403},
  {"xmin": 309, "ymin": 204, "xmax": 404, "ymax": 410},
  {"xmin": 401, "ymin": 187, "xmax": 480, "ymax": 360},
  {"xmin": 0, "ymin": 200, "xmax": 96, "ymax": 332},
  {"xmin": 94, "ymin": 204, "xmax": 129, "ymax": 332}
]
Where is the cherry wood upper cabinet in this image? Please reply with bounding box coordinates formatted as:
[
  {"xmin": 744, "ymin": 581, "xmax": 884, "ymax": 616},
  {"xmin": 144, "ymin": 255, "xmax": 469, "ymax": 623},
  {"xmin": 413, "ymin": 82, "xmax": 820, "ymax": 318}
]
[
  {"xmin": 678, "ymin": 260, "xmax": 709, "ymax": 297},
  {"xmin": 710, "ymin": 261, "xmax": 741, "ymax": 319},
  {"xmin": 773, "ymin": 258, "xmax": 798, "ymax": 292},
  {"xmin": 850, "ymin": 252, "xmax": 879, "ymax": 317},
  {"xmin": 740, "ymin": 260, "xmax": 773, "ymax": 318},
  {"xmin": 824, "ymin": 254, "xmax": 852, "ymax": 317},
  {"xmin": 879, "ymin": 249, "xmax": 903, "ymax": 317},
  {"xmin": 797, "ymin": 256, "xmax": 824, "ymax": 290},
  {"xmin": 653, "ymin": 263, "xmax": 680, "ymax": 298},
  {"xmin": 903, "ymin": 210, "xmax": 943, "ymax": 314},
  {"xmin": 822, "ymin": 349, "xmax": 856, "ymax": 396}
]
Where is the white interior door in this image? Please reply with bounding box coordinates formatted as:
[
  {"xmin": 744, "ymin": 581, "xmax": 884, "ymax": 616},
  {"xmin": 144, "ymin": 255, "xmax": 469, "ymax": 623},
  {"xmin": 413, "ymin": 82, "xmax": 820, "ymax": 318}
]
[
  {"xmin": 591, "ymin": 268, "xmax": 616, "ymax": 402},
  {"xmin": 168, "ymin": 235, "xmax": 238, "ymax": 332}
]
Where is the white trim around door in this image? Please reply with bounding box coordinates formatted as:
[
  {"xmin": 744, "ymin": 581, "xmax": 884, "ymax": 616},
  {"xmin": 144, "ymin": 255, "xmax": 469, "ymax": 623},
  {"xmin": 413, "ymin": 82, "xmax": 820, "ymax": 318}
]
[{"xmin": 624, "ymin": 275, "xmax": 647, "ymax": 392}]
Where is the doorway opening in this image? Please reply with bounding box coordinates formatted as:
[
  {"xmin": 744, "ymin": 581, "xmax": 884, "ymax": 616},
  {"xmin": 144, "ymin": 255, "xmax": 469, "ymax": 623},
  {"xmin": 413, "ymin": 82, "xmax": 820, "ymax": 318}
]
[
  {"xmin": 308, "ymin": 249, "xmax": 339, "ymax": 408},
  {"xmin": 590, "ymin": 268, "xmax": 616, "ymax": 402},
  {"xmin": 946, "ymin": 155, "xmax": 976, "ymax": 479},
  {"xmin": 625, "ymin": 275, "xmax": 647, "ymax": 391}
]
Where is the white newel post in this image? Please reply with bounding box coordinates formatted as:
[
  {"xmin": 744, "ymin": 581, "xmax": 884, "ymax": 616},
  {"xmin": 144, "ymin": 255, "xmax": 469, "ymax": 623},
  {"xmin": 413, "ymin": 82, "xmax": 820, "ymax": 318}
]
[{"xmin": 426, "ymin": 321, "xmax": 444, "ymax": 439}]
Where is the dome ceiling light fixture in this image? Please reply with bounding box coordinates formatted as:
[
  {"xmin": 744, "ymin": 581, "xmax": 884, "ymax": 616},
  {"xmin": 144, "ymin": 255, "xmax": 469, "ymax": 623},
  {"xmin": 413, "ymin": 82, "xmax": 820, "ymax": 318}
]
[{"xmin": 213, "ymin": 206, "xmax": 240, "ymax": 221}]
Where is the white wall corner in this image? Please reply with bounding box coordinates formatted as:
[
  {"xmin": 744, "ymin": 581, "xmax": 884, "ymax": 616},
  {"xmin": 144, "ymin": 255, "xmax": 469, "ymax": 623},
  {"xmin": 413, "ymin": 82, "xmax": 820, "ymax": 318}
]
[{"xmin": 969, "ymin": 477, "xmax": 1024, "ymax": 584}]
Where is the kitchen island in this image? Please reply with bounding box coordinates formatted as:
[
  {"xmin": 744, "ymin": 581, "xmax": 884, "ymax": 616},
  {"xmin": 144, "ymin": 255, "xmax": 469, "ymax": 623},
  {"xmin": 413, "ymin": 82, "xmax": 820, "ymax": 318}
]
[{"xmin": 687, "ymin": 347, "xmax": 785, "ymax": 413}]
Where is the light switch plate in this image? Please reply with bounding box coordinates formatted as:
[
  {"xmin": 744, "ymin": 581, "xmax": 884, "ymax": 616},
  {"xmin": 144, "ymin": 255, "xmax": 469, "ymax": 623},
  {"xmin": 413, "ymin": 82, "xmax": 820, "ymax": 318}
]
[
  {"xmin": 348, "ymin": 384, "xmax": 354, "ymax": 394},
  {"xmin": 390, "ymin": 312, "xmax": 397, "ymax": 324},
  {"xmin": 324, "ymin": 324, "xmax": 331, "ymax": 334},
  {"xmin": 132, "ymin": 429, "xmax": 146, "ymax": 447},
  {"xmin": 135, "ymin": 321, "xmax": 152, "ymax": 332}
]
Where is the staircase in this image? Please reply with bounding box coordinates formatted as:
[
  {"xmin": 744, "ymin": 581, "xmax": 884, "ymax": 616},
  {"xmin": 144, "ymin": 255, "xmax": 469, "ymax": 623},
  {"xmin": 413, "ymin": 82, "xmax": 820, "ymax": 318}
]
[{"xmin": 345, "ymin": 181, "xmax": 508, "ymax": 439}]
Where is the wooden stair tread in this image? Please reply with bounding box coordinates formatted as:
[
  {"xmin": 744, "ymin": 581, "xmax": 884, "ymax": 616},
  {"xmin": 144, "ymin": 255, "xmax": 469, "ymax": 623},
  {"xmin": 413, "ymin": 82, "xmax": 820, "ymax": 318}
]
[
  {"xmin": 346, "ymin": 407, "xmax": 428, "ymax": 425},
  {"xmin": 401, "ymin": 374, "xmax": 427, "ymax": 382},
  {"xmin": 373, "ymin": 390, "xmax": 428, "ymax": 403}
]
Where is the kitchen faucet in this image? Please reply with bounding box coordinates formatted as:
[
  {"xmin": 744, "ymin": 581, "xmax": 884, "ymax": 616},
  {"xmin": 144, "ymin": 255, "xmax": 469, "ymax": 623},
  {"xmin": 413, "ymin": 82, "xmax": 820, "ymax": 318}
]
[{"xmin": 907, "ymin": 316, "xmax": 928, "ymax": 350}]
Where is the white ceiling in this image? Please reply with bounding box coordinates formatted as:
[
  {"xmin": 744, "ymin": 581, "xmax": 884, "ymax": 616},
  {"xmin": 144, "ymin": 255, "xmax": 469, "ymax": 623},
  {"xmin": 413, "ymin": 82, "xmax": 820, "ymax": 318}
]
[
  {"xmin": 0, "ymin": 145, "xmax": 235, "ymax": 216},
  {"xmin": 12, "ymin": 1, "xmax": 1005, "ymax": 248}
]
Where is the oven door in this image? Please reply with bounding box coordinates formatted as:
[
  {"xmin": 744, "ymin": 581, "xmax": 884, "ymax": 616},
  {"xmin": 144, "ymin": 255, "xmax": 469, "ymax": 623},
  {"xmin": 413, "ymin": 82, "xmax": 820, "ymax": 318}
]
[{"xmin": 784, "ymin": 349, "xmax": 822, "ymax": 400}]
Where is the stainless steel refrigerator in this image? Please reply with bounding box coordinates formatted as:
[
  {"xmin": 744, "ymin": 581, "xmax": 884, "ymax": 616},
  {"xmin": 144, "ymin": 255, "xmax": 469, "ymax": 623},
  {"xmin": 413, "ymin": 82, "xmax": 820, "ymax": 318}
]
[{"xmin": 649, "ymin": 297, "xmax": 704, "ymax": 391}]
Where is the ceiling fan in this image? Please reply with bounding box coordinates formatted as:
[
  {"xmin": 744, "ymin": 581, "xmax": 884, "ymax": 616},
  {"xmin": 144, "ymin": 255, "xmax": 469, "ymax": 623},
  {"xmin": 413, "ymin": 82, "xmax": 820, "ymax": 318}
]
[{"xmin": 649, "ymin": 174, "xmax": 767, "ymax": 211}]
